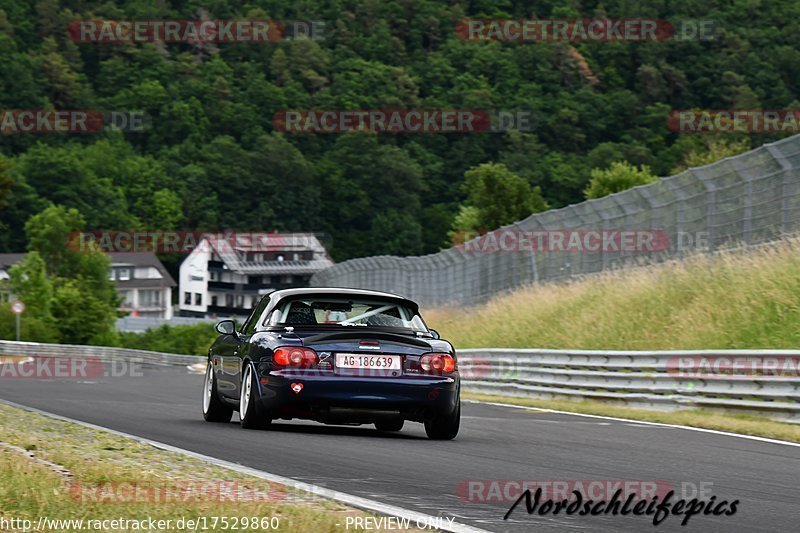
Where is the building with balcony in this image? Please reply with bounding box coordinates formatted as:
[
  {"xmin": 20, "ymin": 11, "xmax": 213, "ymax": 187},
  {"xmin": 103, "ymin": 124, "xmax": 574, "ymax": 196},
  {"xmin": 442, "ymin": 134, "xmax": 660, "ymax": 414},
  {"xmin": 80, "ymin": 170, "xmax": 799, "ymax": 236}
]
[
  {"xmin": 178, "ymin": 233, "xmax": 333, "ymax": 319},
  {"xmin": 110, "ymin": 253, "xmax": 176, "ymax": 319},
  {"xmin": 0, "ymin": 252, "xmax": 176, "ymax": 319}
]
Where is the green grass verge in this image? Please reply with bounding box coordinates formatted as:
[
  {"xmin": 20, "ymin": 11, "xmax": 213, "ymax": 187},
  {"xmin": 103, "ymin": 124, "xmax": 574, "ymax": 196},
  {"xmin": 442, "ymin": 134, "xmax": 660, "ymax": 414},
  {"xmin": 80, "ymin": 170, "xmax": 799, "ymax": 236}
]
[
  {"xmin": 0, "ymin": 403, "xmax": 419, "ymax": 532},
  {"xmin": 463, "ymin": 392, "xmax": 800, "ymax": 443},
  {"xmin": 427, "ymin": 241, "xmax": 800, "ymax": 350}
]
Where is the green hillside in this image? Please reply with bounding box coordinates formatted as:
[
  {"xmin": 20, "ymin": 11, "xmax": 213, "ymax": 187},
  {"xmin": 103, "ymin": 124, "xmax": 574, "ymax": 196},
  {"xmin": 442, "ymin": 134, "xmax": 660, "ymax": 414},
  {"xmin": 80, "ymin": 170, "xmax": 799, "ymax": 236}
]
[{"xmin": 2, "ymin": 0, "xmax": 799, "ymax": 261}]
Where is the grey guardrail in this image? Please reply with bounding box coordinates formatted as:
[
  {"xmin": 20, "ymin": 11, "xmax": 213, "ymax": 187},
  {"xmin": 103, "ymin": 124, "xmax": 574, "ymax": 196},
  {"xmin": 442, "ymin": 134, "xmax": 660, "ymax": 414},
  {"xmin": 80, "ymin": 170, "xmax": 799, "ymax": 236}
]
[
  {"xmin": 2, "ymin": 341, "xmax": 798, "ymax": 422},
  {"xmin": 0, "ymin": 340, "xmax": 201, "ymax": 366},
  {"xmin": 458, "ymin": 349, "xmax": 800, "ymax": 422}
]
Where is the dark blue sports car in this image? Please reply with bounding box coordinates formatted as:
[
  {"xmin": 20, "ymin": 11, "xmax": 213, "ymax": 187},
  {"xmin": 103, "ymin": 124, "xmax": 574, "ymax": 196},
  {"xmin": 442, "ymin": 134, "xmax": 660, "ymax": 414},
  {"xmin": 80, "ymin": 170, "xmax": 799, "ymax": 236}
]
[{"xmin": 202, "ymin": 288, "xmax": 460, "ymax": 439}]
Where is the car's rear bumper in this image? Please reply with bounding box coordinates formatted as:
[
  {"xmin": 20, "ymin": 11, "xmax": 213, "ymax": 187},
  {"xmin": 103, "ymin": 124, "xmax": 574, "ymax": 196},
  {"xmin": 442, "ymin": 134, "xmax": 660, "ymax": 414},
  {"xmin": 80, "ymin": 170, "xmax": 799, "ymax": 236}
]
[{"xmin": 256, "ymin": 370, "xmax": 459, "ymax": 423}]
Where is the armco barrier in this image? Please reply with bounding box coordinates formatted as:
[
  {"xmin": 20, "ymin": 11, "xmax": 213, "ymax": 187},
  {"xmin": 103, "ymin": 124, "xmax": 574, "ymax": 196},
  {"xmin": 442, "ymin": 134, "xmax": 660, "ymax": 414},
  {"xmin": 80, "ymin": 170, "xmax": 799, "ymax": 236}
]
[
  {"xmin": 1, "ymin": 341, "xmax": 797, "ymax": 422},
  {"xmin": 0, "ymin": 340, "xmax": 201, "ymax": 366},
  {"xmin": 458, "ymin": 349, "xmax": 800, "ymax": 423}
]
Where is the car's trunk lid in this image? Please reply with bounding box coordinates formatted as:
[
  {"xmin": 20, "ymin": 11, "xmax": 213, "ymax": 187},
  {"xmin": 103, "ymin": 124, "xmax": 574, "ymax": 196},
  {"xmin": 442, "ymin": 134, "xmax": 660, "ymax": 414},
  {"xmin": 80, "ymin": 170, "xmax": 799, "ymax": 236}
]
[{"xmin": 293, "ymin": 329, "xmax": 434, "ymax": 376}]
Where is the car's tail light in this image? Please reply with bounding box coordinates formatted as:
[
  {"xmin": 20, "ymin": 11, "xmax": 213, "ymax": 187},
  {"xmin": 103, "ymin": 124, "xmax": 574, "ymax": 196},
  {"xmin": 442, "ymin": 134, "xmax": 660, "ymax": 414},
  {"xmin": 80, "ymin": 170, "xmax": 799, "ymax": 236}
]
[
  {"xmin": 273, "ymin": 347, "xmax": 318, "ymax": 368},
  {"xmin": 420, "ymin": 353, "xmax": 456, "ymax": 374}
]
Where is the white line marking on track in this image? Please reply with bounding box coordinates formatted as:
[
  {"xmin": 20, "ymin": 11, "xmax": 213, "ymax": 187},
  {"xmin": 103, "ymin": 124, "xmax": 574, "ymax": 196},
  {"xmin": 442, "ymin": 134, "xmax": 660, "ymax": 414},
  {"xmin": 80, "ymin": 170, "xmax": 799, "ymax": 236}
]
[
  {"xmin": 465, "ymin": 400, "xmax": 800, "ymax": 448},
  {"xmin": 463, "ymin": 415, "xmax": 612, "ymax": 426}
]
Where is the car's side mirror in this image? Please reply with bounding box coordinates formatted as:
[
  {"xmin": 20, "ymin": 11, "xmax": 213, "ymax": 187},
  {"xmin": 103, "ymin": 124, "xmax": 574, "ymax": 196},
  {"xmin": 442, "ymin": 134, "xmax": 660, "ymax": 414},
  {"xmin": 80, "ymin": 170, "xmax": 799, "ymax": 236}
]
[
  {"xmin": 216, "ymin": 320, "xmax": 237, "ymax": 336},
  {"xmin": 428, "ymin": 328, "xmax": 440, "ymax": 340}
]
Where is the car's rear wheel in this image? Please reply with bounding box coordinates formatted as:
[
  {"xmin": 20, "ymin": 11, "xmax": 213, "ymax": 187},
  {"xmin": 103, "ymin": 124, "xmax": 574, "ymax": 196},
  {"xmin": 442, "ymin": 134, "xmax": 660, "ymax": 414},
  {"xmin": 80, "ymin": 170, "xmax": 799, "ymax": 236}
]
[
  {"xmin": 239, "ymin": 364, "xmax": 270, "ymax": 429},
  {"xmin": 424, "ymin": 401, "xmax": 460, "ymax": 440},
  {"xmin": 203, "ymin": 363, "xmax": 233, "ymax": 422},
  {"xmin": 375, "ymin": 419, "xmax": 404, "ymax": 432}
]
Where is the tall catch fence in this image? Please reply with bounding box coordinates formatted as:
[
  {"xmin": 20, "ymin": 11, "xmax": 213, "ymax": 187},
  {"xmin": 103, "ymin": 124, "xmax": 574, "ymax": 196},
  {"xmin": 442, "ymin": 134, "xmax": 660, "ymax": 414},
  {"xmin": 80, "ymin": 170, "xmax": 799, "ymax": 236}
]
[{"xmin": 312, "ymin": 135, "xmax": 800, "ymax": 307}]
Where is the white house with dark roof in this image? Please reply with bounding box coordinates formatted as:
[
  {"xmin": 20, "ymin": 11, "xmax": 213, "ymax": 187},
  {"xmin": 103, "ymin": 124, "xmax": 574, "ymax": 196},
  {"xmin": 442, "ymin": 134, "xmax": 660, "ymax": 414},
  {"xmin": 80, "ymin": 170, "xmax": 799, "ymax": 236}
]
[
  {"xmin": 0, "ymin": 252, "xmax": 176, "ymax": 319},
  {"xmin": 109, "ymin": 252, "xmax": 176, "ymax": 319},
  {"xmin": 178, "ymin": 232, "xmax": 333, "ymax": 318}
]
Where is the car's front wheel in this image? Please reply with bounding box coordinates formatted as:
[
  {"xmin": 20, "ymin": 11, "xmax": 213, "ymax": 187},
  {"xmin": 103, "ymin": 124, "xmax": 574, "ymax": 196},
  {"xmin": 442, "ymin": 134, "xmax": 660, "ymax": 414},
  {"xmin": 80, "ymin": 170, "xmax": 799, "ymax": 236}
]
[
  {"xmin": 203, "ymin": 363, "xmax": 233, "ymax": 422},
  {"xmin": 424, "ymin": 401, "xmax": 460, "ymax": 440},
  {"xmin": 239, "ymin": 364, "xmax": 270, "ymax": 429}
]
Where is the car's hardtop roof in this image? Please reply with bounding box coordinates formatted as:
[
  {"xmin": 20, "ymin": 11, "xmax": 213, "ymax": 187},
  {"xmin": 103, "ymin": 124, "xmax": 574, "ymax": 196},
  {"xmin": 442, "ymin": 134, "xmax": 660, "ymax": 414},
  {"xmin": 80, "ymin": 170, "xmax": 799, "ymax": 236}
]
[{"xmin": 267, "ymin": 287, "xmax": 419, "ymax": 311}]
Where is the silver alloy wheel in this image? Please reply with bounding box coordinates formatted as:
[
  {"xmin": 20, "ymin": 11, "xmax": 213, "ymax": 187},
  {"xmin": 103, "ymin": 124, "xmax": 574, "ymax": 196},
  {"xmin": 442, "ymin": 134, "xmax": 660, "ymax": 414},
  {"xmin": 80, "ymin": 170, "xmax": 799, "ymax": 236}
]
[
  {"xmin": 203, "ymin": 364, "xmax": 213, "ymax": 414},
  {"xmin": 240, "ymin": 365, "xmax": 252, "ymax": 418}
]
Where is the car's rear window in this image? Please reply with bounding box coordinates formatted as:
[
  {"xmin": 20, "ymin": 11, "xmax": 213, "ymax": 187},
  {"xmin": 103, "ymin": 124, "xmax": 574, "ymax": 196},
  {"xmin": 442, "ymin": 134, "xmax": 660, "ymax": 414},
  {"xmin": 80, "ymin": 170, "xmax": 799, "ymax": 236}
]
[{"xmin": 265, "ymin": 296, "xmax": 428, "ymax": 331}]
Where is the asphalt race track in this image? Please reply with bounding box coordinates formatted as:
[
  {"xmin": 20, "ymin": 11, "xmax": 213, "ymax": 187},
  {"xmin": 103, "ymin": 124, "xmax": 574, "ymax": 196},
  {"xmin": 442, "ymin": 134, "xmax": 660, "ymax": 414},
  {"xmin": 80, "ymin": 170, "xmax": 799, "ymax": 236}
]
[{"xmin": 1, "ymin": 363, "xmax": 798, "ymax": 532}]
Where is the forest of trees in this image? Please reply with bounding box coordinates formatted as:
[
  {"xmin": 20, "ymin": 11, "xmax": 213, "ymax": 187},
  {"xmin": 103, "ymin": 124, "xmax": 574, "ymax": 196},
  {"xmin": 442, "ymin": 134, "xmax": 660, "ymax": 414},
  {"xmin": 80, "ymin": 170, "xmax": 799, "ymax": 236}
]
[{"xmin": 1, "ymin": 0, "xmax": 798, "ymax": 266}]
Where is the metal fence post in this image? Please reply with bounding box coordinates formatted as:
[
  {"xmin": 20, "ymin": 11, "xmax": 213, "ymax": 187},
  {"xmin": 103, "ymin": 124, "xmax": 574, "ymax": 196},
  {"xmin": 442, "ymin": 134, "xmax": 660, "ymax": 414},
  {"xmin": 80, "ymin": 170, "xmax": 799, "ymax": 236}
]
[{"xmin": 766, "ymin": 143, "xmax": 795, "ymax": 235}]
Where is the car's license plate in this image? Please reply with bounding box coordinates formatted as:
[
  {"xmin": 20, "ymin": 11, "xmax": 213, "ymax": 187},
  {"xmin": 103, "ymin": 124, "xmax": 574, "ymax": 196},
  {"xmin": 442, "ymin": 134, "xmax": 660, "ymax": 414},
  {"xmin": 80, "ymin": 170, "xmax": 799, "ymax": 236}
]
[{"xmin": 335, "ymin": 353, "xmax": 401, "ymax": 370}]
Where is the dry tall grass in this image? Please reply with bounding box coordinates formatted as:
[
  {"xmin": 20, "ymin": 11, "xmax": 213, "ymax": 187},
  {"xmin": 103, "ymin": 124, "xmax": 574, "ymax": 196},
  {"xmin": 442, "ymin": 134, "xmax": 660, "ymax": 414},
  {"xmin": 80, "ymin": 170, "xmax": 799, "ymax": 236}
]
[{"xmin": 427, "ymin": 241, "xmax": 800, "ymax": 349}]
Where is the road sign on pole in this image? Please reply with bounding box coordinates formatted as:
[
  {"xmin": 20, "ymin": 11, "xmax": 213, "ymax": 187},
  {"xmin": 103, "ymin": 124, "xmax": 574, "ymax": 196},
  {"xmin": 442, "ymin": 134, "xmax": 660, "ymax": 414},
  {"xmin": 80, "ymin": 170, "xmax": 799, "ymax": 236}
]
[{"xmin": 11, "ymin": 301, "xmax": 24, "ymax": 341}]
